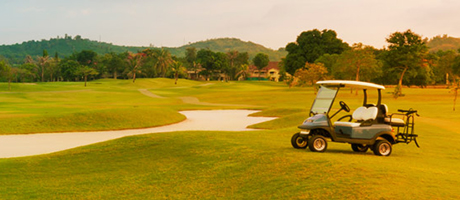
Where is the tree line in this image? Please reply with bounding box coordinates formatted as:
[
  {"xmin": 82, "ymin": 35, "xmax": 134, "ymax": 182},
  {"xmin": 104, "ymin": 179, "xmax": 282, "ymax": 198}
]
[
  {"xmin": 2, "ymin": 28, "xmax": 460, "ymax": 95},
  {"xmin": 0, "ymin": 47, "xmax": 256, "ymax": 87},
  {"xmin": 282, "ymin": 29, "xmax": 460, "ymax": 97}
]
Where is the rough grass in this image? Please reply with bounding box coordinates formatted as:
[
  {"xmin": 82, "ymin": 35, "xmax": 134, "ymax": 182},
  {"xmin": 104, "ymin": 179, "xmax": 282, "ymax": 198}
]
[{"xmin": 0, "ymin": 79, "xmax": 460, "ymax": 199}]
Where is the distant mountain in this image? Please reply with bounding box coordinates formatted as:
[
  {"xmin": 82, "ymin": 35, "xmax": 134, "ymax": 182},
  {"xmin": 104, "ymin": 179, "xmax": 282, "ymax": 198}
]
[
  {"xmin": 0, "ymin": 35, "xmax": 286, "ymax": 64},
  {"xmin": 427, "ymin": 35, "xmax": 460, "ymax": 52}
]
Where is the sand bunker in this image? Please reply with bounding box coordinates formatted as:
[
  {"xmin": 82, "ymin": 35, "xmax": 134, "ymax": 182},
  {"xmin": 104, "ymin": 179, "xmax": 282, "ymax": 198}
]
[{"xmin": 0, "ymin": 110, "xmax": 275, "ymax": 158}]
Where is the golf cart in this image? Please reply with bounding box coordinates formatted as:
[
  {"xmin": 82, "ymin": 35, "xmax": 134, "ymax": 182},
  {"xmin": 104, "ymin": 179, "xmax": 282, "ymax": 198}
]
[{"xmin": 291, "ymin": 80, "xmax": 419, "ymax": 156}]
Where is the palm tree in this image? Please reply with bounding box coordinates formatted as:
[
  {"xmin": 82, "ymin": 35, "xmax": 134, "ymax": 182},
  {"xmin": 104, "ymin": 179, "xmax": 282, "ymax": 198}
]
[
  {"xmin": 155, "ymin": 48, "xmax": 173, "ymax": 77},
  {"xmin": 236, "ymin": 64, "xmax": 249, "ymax": 80},
  {"xmin": 171, "ymin": 61, "xmax": 185, "ymax": 85},
  {"xmin": 126, "ymin": 52, "xmax": 145, "ymax": 83},
  {"xmin": 75, "ymin": 66, "xmax": 98, "ymax": 87},
  {"xmin": 37, "ymin": 51, "xmax": 49, "ymax": 82},
  {"xmin": 226, "ymin": 50, "xmax": 238, "ymax": 81}
]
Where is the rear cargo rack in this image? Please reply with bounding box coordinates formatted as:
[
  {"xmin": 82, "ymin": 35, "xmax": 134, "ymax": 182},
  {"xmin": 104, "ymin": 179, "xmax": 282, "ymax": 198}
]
[{"xmin": 393, "ymin": 109, "xmax": 419, "ymax": 147}]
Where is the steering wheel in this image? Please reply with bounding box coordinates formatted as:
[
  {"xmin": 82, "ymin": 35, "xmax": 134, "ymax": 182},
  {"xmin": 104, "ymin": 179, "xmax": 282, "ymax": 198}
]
[{"xmin": 339, "ymin": 101, "xmax": 350, "ymax": 112}]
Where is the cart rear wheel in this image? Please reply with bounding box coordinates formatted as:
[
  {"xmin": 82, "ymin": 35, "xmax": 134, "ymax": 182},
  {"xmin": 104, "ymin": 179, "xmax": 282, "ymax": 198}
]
[
  {"xmin": 291, "ymin": 133, "xmax": 308, "ymax": 149},
  {"xmin": 308, "ymin": 135, "xmax": 328, "ymax": 152},
  {"xmin": 373, "ymin": 140, "xmax": 392, "ymax": 156},
  {"xmin": 351, "ymin": 144, "xmax": 369, "ymax": 152}
]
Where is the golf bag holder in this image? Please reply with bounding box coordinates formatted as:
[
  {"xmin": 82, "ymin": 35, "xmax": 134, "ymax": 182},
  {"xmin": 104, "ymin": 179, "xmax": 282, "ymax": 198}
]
[{"xmin": 392, "ymin": 109, "xmax": 420, "ymax": 147}]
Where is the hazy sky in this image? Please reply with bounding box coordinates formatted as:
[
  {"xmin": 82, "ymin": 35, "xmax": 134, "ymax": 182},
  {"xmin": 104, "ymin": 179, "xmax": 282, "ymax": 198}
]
[{"xmin": 1, "ymin": 0, "xmax": 459, "ymax": 49}]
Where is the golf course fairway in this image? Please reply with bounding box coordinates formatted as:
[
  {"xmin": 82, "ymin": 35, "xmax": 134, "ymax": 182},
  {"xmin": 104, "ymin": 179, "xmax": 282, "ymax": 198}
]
[{"xmin": 0, "ymin": 78, "xmax": 459, "ymax": 199}]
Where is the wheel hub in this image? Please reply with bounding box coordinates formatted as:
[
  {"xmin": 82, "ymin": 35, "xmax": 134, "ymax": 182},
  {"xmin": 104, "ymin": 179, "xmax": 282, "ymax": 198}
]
[
  {"xmin": 379, "ymin": 143, "xmax": 391, "ymax": 156},
  {"xmin": 313, "ymin": 139, "xmax": 326, "ymax": 151}
]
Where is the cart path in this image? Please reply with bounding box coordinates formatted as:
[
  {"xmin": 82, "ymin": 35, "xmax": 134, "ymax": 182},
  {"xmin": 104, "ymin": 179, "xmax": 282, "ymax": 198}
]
[
  {"xmin": 0, "ymin": 110, "xmax": 276, "ymax": 158},
  {"xmin": 138, "ymin": 89, "xmax": 257, "ymax": 107},
  {"xmin": 138, "ymin": 89, "xmax": 166, "ymax": 98}
]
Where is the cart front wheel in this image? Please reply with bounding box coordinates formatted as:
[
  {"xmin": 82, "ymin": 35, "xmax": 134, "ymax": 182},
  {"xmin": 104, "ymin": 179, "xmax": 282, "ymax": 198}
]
[
  {"xmin": 291, "ymin": 133, "xmax": 308, "ymax": 149},
  {"xmin": 308, "ymin": 135, "xmax": 328, "ymax": 152}
]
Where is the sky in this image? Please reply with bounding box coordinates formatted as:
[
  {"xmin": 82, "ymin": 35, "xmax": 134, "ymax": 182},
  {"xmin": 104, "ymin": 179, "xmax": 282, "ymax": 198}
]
[{"xmin": 1, "ymin": 0, "xmax": 460, "ymax": 50}]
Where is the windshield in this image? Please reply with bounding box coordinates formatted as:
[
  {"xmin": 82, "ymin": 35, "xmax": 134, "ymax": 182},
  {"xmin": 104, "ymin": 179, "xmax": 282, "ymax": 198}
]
[{"xmin": 310, "ymin": 86, "xmax": 338, "ymax": 115}]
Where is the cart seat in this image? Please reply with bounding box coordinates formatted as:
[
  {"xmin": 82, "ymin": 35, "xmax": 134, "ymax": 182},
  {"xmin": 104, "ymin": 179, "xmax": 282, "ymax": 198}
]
[
  {"xmin": 334, "ymin": 106, "xmax": 385, "ymax": 138},
  {"xmin": 334, "ymin": 121, "xmax": 361, "ymax": 127},
  {"xmin": 380, "ymin": 104, "xmax": 405, "ymax": 127},
  {"xmin": 333, "ymin": 106, "xmax": 378, "ymax": 128},
  {"xmin": 384, "ymin": 117, "xmax": 405, "ymax": 127}
]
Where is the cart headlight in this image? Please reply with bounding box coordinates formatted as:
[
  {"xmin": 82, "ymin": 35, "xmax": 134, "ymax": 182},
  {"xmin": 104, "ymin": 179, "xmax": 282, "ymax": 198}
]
[
  {"xmin": 300, "ymin": 129, "xmax": 310, "ymax": 135},
  {"xmin": 303, "ymin": 119, "xmax": 313, "ymax": 124}
]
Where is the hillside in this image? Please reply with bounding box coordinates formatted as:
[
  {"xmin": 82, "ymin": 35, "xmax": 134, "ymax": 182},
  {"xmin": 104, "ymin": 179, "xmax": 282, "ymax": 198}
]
[
  {"xmin": 168, "ymin": 38, "xmax": 287, "ymax": 61},
  {"xmin": 0, "ymin": 36, "xmax": 286, "ymax": 64},
  {"xmin": 0, "ymin": 35, "xmax": 146, "ymax": 64},
  {"xmin": 427, "ymin": 35, "xmax": 460, "ymax": 52}
]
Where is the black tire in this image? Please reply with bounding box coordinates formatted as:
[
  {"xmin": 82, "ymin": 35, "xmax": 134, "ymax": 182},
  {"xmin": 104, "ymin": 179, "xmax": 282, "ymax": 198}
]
[
  {"xmin": 351, "ymin": 144, "xmax": 369, "ymax": 153},
  {"xmin": 308, "ymin": 135, "xmax": 328, "ymax": 152},
  {"xmin": 291, "ymin": 133, "xmax": 308, "ymax": 149},
  {"xmin": 373, "ymin": 140, "xmax": 392, "ymax": 156}
]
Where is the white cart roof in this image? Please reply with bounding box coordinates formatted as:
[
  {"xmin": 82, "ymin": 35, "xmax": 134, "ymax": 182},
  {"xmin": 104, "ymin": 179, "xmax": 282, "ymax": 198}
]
[{"xmin": 316, "ymin": 80, "xmax": 385, "ymax": 90}]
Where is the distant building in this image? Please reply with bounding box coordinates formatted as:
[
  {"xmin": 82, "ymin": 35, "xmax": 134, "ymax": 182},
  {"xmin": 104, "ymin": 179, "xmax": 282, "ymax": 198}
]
[
  {"xmin": 248, "ymin": 61, "xmax": 280, "ymax": 81},
  {"xmin": 187, "ymin": 68, "xmax": 204, "ymax": 80}
]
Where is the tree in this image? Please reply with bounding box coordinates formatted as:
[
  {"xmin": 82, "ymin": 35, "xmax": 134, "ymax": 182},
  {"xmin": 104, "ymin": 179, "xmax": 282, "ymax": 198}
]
[
  {"xmin": 284, "ymin": 29, "xmax": 349, "ymax": 75},
  {"xmin": 434, "ymin": 50, "xmax": 457, "ymax": 85},
  {"xmin": 60, "ymin": 60, "xmax": 80, "ymax": 81},
  {"xmin": 126, "ymin": 52, "xmax": 145, "ymax": 83},
  {"xmin": 141, "ymin": 49, "xmax": 159, "ymax": 78},
  {"xmin": 226, "ymin": 51, "xmax": 249, "ymax": 80},
  {"xmin": 315, "ymin": 53, "xmax": 340, "ymax": 75},
  {"xmin": 332, "ymin": 43, "xmax": 382, "ymax": 93},
  {"xmin": 170, "ymin": 61, "xmax": 186, "ymax": 84},
  {"xmin": 0, "ymin": 60, "xmax": 13, "ymax": 90},
  {"xmin": 214, "ymin": 52, "xmax": 229, "ymax": 80},
  {"xmin": 252, "ymin": 53, "xmax": 269, "ymax": 80},
  {"xmin": 75, "ymin": 65, "xmax": 99, "ymax": 87},
  {"xmin": 18, "ymin": 63, "xmax": 38, "ymax": 82},
  {"xmin": 47, "ymin": 52, "xmax": 60, "ymax": 82},
  {"xmin": 37, "ymin": 50, "xmax": 49, "ymax": 82},
  {"xmin": 154, "ymin": 48, "xmax": 173, "ymax": 77},
  {"xmin": 22, "ymin": 56, "xmax": 38, "ymax": 81},
  {"xmin": 103, "ymin": 52, "xmax": 126, "ymax": 79},
  {"xmin": 384, "ymin": 30, "xmax": 428, "ymax": 97},
  {"xmin": 225, "ymin": 50, "xmax": 238, "ymax": 81},
  {"xmin": 185, "ymin": 47, "xmax": 198, "ymax": 80},
  {"xmin": 196, "ymin": 49, "xmax": 228, "ymax": 80},
  {"xmin": 451, "ymin": 52, "xmax": 460, "ymax": 111},
  {"xmin": 291, "ymin": 63, "xmax": 328, "ymax": 87},
  {"xmin": 75, "ymin": 50, "xmax": 98, "ymax": 65}
]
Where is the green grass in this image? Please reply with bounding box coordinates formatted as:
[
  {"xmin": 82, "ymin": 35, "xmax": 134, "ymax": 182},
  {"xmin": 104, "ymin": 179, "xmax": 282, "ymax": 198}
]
[{"xmin": 0, "ymin": 79, "xmax": 460, "ymax": 199}]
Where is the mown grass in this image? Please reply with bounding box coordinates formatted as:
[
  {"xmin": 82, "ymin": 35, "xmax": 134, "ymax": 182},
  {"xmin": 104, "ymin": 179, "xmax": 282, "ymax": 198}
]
[
  {"xmin": 0, "ymin": 79, "xmax": 460, "ymax": 199},
  {"xmin": 0, "ymin": 79, "xmax": 200, "ymax": 134}
]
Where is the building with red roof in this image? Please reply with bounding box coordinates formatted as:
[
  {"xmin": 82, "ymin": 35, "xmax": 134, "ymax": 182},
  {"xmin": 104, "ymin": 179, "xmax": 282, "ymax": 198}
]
[{"xmin": 248, "ymin": 61, "xmax": 280, "ymax": 81}]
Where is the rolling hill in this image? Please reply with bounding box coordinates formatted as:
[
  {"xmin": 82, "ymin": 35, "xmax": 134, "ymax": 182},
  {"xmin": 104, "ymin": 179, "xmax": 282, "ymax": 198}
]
[
  {"xmin": 0, "ymin": 35, "xmax": 286, "ymax": 64},
  {"xmin": 427, "ymin": 35, "xmax": 460, "ymax": 52}
]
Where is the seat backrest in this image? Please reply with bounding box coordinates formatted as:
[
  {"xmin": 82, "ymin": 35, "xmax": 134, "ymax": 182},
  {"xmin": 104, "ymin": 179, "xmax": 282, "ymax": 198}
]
[
  {"xmin": 352, "ymin": 107, "xmax": 367, "ymax": 120},
  {"xmin": 352, "ymin": 106, "xmax": 378, "ymax": 121},
  {"xmin": 380, "ymin": 104, "xmax": 388, "ymax": 116},
  {"xmin": 363, "ymin": 107, "xmax": 378, "ymax": 121}
]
